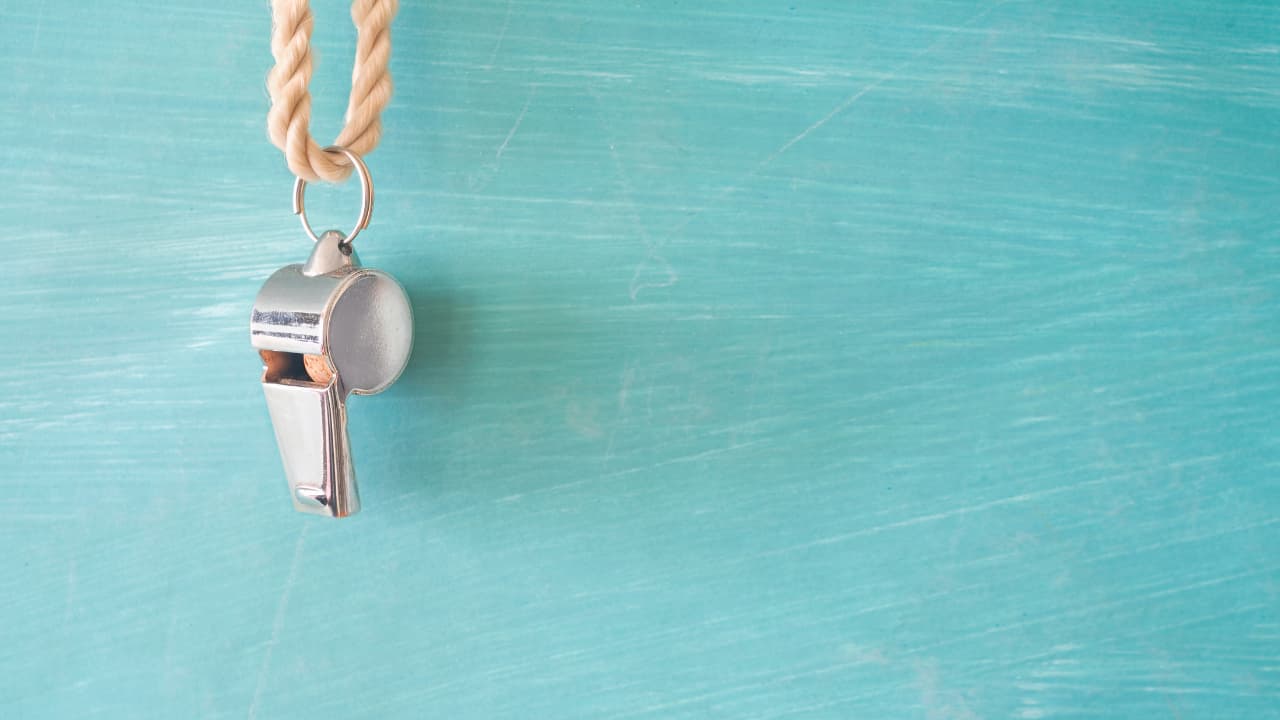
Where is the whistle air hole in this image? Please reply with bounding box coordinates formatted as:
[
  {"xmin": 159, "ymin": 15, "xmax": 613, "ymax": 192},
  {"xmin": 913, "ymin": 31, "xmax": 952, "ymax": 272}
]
[{"xmin": 260, "ymin": 350, "xmax": 334, "ymax": 384}]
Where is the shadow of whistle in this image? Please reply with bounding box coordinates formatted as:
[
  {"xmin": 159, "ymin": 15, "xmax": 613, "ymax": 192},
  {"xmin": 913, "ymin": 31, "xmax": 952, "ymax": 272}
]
[{"xmin": 250, "ymin": 230, "xmax": 414, "ymax": 517}]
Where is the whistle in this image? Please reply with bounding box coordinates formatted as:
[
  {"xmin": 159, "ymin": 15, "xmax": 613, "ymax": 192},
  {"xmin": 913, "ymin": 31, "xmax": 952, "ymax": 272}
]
[{"xmin": 250, "ymin": 149, "xmax": 413, "ymax": 517}]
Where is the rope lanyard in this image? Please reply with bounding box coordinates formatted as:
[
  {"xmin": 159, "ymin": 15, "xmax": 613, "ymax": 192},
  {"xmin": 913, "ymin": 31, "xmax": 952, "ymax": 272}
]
[{"xmin": 267, "ymin": 0, "xmax": 399, "ymax": 182}]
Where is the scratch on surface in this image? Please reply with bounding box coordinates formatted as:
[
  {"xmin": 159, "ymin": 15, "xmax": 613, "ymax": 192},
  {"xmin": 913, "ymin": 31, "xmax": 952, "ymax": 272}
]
[
  {"xmin": 485, "ymin": 0, "xmax": 514, "ymax": 69},
  {"xmin": 671, "ymin": 0, "xmax": 1011, "ymax": 236},
  {"xmin": 629, "ymin": 252, "xmax": 678, "ymax": 300},
  {"xmin": 591, "ymin": 91, "xmax": 682, "ymax": 300},
  {"xmin": 776, "ymin": 0, "xmax": 1010, "ymax": 158},
  {"xmin": 496, "ymin": 84, "xmax": 536, "ymax": 160},
  {"xmin": 759, "ymin": 476, "xmax": 1109, "ymax": 557},
  {"xmin": 30, "ymin": 0, "xmax": 46, "ymax": 54},
  {"xmin": 247, "ymin": 524, "xmax": 308, "ymax": 720},
  {"xmin": 771, "ymin": 73, "xmax": 898, "ymax": 159}
]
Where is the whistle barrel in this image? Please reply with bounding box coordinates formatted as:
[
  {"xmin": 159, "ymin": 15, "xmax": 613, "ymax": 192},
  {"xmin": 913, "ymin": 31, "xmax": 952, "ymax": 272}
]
[{"xmin": 250, "ymin": 265, "xmax": 352, "ymax": 356}]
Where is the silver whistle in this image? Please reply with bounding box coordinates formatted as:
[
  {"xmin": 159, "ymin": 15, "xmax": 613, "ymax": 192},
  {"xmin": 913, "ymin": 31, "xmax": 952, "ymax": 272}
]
[{"xmin": 250, "ymin": 149, "xmax": 413, "ymax": 517}]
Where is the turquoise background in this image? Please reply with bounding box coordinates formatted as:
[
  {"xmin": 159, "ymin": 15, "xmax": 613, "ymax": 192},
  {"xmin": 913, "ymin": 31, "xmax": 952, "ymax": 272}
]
[{"xmin": 2, "ymin": 1, "xmax": 1278, "ymax": 717}]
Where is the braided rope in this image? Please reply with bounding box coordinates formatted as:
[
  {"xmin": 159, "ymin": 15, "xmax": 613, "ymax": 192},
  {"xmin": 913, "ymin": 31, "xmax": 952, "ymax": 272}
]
[{"xmin": 267, "ymin": 0, "xmax": 398, "ymax": 182}]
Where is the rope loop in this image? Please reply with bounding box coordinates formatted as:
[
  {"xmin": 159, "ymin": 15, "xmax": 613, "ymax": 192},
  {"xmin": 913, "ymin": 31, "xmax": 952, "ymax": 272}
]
[{"xmin": 267, "ymin": 0, "xmax": 399, "ymax": 182}]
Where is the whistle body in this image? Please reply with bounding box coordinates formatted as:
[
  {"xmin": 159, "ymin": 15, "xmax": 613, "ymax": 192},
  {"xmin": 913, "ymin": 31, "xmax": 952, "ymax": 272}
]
[{"xmin": 251, "ymin": 230, "xmax": 413, "ymax": 517}]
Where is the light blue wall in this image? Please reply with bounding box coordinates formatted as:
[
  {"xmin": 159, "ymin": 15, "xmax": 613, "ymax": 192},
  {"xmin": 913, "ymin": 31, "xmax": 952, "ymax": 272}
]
[{"xmin": 2, "ymin": 1, "xmax": 1278, "ymax": 717}]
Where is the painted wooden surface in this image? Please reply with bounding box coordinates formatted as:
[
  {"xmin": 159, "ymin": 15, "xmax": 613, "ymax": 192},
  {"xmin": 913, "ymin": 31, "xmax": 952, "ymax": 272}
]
[{"xmin": 2, "ymin": 1, "xmax": 1278, "ymax": 717}]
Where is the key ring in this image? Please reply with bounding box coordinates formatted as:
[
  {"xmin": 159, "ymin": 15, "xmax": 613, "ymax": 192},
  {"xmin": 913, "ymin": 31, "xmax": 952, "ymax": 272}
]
[{"xmin": 292, "ymin": 145, "xmax": 374, "ymax": 246}]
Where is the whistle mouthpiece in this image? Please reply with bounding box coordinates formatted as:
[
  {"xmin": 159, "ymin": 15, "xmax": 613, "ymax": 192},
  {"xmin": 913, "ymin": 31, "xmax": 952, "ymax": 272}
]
[{"xmin": 260, "ymin": 366, "xmax": 359, "ymax": 517}]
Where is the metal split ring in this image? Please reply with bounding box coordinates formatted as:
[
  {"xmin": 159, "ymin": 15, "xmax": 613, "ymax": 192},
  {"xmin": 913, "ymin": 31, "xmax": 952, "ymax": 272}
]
[{"xmin": 292, "ymin": 146, "xmax": 374, "ymax": 246}]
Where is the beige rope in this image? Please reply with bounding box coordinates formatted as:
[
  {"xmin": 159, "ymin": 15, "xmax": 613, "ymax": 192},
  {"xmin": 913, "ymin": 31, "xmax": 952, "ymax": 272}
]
[{"xmin": 267, "ymin": 0, "xmax": 398, "ymax": 182}]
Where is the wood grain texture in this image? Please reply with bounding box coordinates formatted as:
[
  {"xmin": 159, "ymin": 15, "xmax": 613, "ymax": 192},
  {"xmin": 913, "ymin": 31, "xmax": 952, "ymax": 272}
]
[{"xmin": 2, "ymin": 1, "xmax": 1278, "ymax": 717}]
